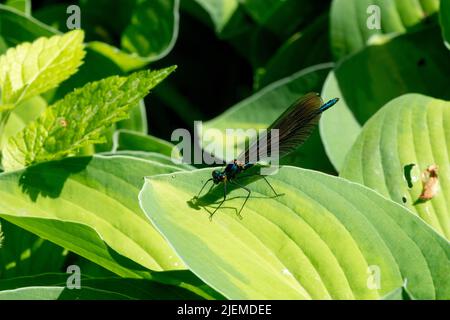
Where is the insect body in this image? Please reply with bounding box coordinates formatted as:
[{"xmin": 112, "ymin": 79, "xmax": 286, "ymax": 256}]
[{"xmin": 195, "ymin": 92, "xmax": 339, "ymax": 220}]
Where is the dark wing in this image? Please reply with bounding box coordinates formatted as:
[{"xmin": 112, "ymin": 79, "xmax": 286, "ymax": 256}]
[{"xmin": 237, "ymin": 92, "xmax": 324, "ymax": 164}]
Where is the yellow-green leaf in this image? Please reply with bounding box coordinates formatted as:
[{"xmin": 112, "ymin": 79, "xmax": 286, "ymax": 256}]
[
  {"xmin": 341, "ymin": 94, "xmax": 450, "ymax": 240},
  {"xmin": 0, "ymin": 30, "xmax": 85, "ymax": 105}
]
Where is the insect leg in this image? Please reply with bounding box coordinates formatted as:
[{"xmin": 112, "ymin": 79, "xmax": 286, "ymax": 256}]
[
  {"xmin": 230, "ymin": 181, "xmax": 251, "ymax": 220},
  {"xmin": 262, "ymin": 176, "xmax": 281, "ymax": 197},
  {"xmin": 210, "ymin": 182, "xmax": 227, "ymax": 221},
  {"xmin": 196, "ymin": 178, "xmax": 213, "ymax": 198}
]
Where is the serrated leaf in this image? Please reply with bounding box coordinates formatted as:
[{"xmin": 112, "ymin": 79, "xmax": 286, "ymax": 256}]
[
  {"xmin": 139, "ymin": 167, "xmax": 449, "ymax": 300},
  {"xmin": 0, "ymin": 96, "xmax": 47, "ymax": 149},
  {"xmin": 341, "ymin": 94, "xmax": 450, "ymax": 240},
  {"xmin": 0, "ymin": 30, "xmax": 85, "ymax": 105},
  {"xmin": 2, "ymin": 67, "xmax": 176, "ymax": 171}
]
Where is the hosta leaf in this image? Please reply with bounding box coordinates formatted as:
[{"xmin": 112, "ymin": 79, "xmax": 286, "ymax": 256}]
[
  {"xmin": 2, "ymin": 67, "xmax": 175, "ymax": 171},
  {"xmin": 81, "ymin": 0, "xmax": 180, "ymax": 71},
  {"xmin": 441, "ymin": 0, "xmax": 450, "ymax": 49},
  {"xmin": 0, "ymin": 222, "xmax": 3, "ymax": 248},
  {"xmin": 319, "ymin": 71, "xmax": 361, "ymax": 171},
  {"xmin": 330, "ymin": 0, "xmax": 440, "ymax": 59},
  {"xmin": 199, "ymin": 63, "xmax": 334, "ymax": 173},
  {"xmin": 101, "ymin": 150, "xmax": 193, "ymax": 171},
  {"xmin": 241, "ymin": 0, "xmax": 328, "ymax": 39},
  {"xmin": 0, "ymin": 30, "xmax": 85, "ymax": 105},
  {"xmin": 113, "ymin": 129, "xmax": 181, "ymax": 159},
  {"xmin": 4, "ymin": 0, "xmax": 30, "ymax": 15},
  {"xmin": 121, "ymin": 0, "xmax": 179, "ymax": 60},
  {"xmin": 0, "ymin": 220, "xmax": 66, "ymax": 278},
  {"xmin": 0, "ymin": 155, "xmax": 186, "ymax": 277},
  {"xmin": 255, "ymin": 13, "xmax": 331, "ymax": 89},
  {"xmin": 139, "ymin": 167, "xmax": 450, "ymax": 300},
  {"xmin": 341, "ymin": 94, "xmax": 450, "ymax": 240},
  {"xmin": 320, "ymin": 25, "xmax": 450, "ymax": 171},
  {"xmin": 35, "ymin": 0, "xmax": 181, "ymax": 72},
  {"xmin": 0, "ymin": 274, "xmax": 204, "ymax": 300},
  {"xmin": 0, "ymin": 5, "xmax": 57, "ymax": 50},
  {"xmin": 191, "ymin": 0, "xmax": 239, "ymax": 34}
]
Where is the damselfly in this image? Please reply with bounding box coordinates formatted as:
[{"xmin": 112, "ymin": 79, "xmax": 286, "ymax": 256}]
[{"xmin": 194, "ymin": 92, "xmax": 339, "ymax": 220}]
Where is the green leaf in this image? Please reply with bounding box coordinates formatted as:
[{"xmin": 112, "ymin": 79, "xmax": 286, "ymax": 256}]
[
  {"xmin": 121, "ymin": 0, "xmax": 179, "ymax": 60},
  {"xmin": 440, "ymin": 0, "xmax": 450, "ymax": 49},
  {"xmin": 0, "ymin": 273, "xmax": 205, "ymax": 300},
  {"xmin": 0, "ymin": 96, "xmax": 46, "ymax": 147},
  {"xmin": 4, "ymin": 0, "xmax": 30, "ymax": 15},
  {"xmin": 79, "ymin": 0, "xmax": 180, "ymax": 72},
  {"xmin": 255, "ymin": 13, "xmax": 331, "ymax": 89},
  {"xmin": 94, "ymin": 101, "xmax": 148, "ymax": 153},
  {"xmin": 101, "ymin": 150, "xmax": 194, "ymax": 171},
  {"xmin": 241, "ymin": 0, "xmax": 328, "ymax": 39},
  {"xmin": 191, "ymin": 0, "xmax": 239, "ymax": 34},
  {"xmin": 341, "ymin": 94, "xmax": 450, "ymax": 240},
  {"xmin": 382, "ymin": 285, "xmax": 415, "ymax": 300},
  {"xmin": 200, "ymin": 63, "xmax": 335, "ymax": 173},
  {"xmin": 0, "ymin": 222, "xmax": 3, "ymax": 248},
  {"xmin": 2, "ymin": 67, "xmax": 175, "ymax": 171},
  {"xmin": 139, "ymin": 167, "xmax": 450, "ymax": 300},
  {"xmin": 0, "ymin": 155, "xmax": 186, "ymax": 277},
  {"xmin": 320, "ymin": 25, "xmax": 450, "ymax": 171},
  {"xmin": 0, "ymin": 220, "xmax": 66, "ymax": 278},
  {"xmin": 319, "ymin": 71, "xmax": 361, "ymax": 171},
  {"xmin": 330, "ymin": 0, "xmax": 440, "ymax": 59},
  {"xmin": 113, "ymin": 129, "xmax": 181, "ymax": 159},
  {"xmin": 0, "ymin": 30, "xmax": 85, "ymax": 105},
  {"xmin": 0, "ymin": 5, "xmax": 57, "ymax": 50}
]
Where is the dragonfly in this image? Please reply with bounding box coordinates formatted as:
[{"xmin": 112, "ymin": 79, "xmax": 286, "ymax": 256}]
[{"xmin": 194, "ymin": 92, "xmax": 339, "ymax": 220}]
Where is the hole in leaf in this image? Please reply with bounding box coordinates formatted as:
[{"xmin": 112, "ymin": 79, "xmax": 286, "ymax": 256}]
[{"xmin": 403, "ymin": 164, "xmax": 416, "ymax": 188}]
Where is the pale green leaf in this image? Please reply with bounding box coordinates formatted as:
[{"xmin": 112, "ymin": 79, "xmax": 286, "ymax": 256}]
[
  {"xmin": 341, "ymin": 94, "xmax": 450, "ymax": 240},
  {"xmin": 113, "ymin": 129, "xmax": 181, "ymax": 160},
  {"xmin": 101, "ymin": 150, "xmax": 194, "ymax": 171},
  {"xmin": 139, "ymin": 167, "xmax": 449, "ymax": 300},
  {"xmin": 2, "ymin": 67, "xmax": 175, "ymax": 171},
  {"xmin": 320, "ymin": 26, "xmax": 450, "ymax": 171},
  {"xmin": 0, "ymin": 155, "xmax": 186, "ymax": 276},
  {"xmin": 330, "ymin": 0, "xmax": 440, "ymax": 59},
  {"xmin": 0, "ymin": 30, "xmax": 85, "ymax": 105}
]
